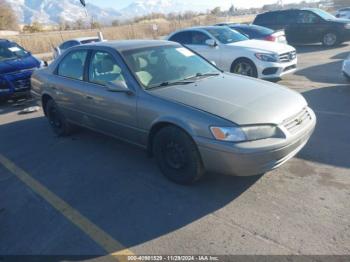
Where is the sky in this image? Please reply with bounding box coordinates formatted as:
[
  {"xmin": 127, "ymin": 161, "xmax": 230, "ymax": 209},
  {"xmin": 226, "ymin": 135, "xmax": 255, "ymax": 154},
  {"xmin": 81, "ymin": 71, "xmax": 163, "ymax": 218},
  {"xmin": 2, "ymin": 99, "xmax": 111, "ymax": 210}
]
[{"xmin": 93, "ymin": 0, "xmax": 311, "ymax": 10}]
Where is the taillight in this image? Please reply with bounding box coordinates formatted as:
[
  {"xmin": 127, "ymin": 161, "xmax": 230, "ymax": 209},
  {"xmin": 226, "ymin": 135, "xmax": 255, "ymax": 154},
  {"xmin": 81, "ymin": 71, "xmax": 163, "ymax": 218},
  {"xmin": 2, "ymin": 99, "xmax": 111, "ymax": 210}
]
[{"xmin": 265, "ymin": 35, "xmax": 276, "ymax": 42}]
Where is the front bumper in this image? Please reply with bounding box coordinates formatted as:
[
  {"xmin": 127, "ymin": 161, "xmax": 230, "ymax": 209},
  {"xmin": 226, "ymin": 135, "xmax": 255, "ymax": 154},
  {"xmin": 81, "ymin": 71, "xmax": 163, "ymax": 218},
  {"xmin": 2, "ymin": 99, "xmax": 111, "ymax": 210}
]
[
  {"xmin": 0, "ymin": 70, "xmax": 34, "ymax": 98},
  {"xmin": 257, "ymin": 58, "xmax": 297, "ymax": 79},
  {"xmin": 195, "ymin": 108, "xmax": 316, "ymax": 176}
]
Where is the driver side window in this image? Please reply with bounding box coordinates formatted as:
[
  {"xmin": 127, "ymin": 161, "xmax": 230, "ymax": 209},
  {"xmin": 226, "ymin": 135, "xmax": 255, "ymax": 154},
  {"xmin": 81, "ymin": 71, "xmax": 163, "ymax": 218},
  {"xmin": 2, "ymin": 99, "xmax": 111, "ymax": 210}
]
[
  {"xmin": 297, "ymin": 11, "xmax": 320, "ymax": 24},
  {"xmin": 88, "ymin": 51, "xmax": 126, "ymax": 86},
  {"xmin": 189, "ymin": 31, "xmax": 210, "ymax": 45}
]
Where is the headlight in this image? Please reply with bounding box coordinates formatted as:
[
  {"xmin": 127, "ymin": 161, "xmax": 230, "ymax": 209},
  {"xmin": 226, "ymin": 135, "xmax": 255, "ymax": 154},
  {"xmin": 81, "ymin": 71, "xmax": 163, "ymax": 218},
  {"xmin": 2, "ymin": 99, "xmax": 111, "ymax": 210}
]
[
  {"xmin": 344, "ymin": 23, "xmax": 350, "ymax": 29},
  {"xmin": 210, "ymin": 126, "xmax": 246, "ymax": 142},
  {"xmin": 255, "ymin": 53, "xmax": 279, "ymax": 62},
  {"xmin": 241, "ymin": 125, "xmax": 282, "ymax": 141},
  {"xmin": 210, "ymin": 125, "xmax": 283, "ymax": 142}
]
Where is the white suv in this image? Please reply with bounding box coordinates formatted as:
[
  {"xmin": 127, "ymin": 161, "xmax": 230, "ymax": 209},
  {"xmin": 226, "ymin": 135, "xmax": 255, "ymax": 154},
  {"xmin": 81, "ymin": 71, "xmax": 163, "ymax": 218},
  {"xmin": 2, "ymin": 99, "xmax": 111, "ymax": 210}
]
[
  {"xmin": 168, "ymin": 26, "xmax": 297, "ymax": 79},
  {"xmin": 336, "ymin": 8, "xmax": 350, "ymax": 19}
]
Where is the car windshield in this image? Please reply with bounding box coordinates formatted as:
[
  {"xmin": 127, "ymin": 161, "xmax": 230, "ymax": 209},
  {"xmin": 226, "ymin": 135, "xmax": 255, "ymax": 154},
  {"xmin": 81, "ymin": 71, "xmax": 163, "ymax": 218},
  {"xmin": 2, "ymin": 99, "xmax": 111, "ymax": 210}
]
[
  {"xmin": 122, "ymin": 45, "xmax": 220, "ymax": 90},
  {"xmin": 205, "ymin": 27, "xmax": 248, "ymax": 44},
  {"xmin": 0, "ymin": 41, "xmax": 29, "ymax": 62},
  {"xmin": 311, "ymin": 9, "xmax": 336, "ymax": 20}
]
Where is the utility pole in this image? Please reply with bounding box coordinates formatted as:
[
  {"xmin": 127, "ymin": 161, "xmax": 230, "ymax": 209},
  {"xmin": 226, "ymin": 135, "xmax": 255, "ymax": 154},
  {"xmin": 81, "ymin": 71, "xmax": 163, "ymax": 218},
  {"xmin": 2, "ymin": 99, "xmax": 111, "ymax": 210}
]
[{"xmin": 80, "ymin": 0, "xmax": 88, "ymax": 16}]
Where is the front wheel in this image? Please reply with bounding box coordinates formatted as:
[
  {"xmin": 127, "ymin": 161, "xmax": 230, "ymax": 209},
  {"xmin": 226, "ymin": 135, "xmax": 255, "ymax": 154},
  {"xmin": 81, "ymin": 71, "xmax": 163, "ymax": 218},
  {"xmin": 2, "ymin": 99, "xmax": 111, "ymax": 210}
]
[
  {"xmin": 46, "ymin": 99, "xmax": 73, "ymax": 136},
  {"xmin": 153, "ymin": 126, "xmax": 205, "ymax": 185},
  {"xmin": 322, "ymin": 32, "xmax": 339, "ymax": 47},
  {"xmin": 231, "ymin": 59, "xmax": 258, "ymax": 78}
]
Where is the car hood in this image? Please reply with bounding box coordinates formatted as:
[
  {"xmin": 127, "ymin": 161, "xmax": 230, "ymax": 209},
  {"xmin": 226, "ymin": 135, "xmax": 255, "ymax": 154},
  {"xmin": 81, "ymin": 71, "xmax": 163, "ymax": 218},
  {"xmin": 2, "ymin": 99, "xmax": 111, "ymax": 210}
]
[
  {"xmin": 227, "ymin": 39, "xmax": 294, "ymax": 54},
  {"xmin": 0, "ymin": 55, "xmax": 40, "ymax": 75},
  {"xmin": 328, "ymin": 18, "xmax": 350, "ymax": 23},
  {"xmin": 151, "ymin": 73, "xmax": 307, "ymax": 125}
]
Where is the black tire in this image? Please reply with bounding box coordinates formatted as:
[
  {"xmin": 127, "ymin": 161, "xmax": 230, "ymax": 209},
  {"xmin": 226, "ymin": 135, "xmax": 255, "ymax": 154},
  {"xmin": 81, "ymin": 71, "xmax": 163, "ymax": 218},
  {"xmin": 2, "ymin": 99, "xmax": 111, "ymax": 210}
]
[
  {"xmin": 231, "ymin": 58, "xmax": 258, "ymax": 78},
  {"xmin": 153, "ymin": 126, "xmax": 205, "ymax": 185},
  {"xmin": 344, "ymin": 72, "xmax": 350, "ymax": 82},
  {"xmin": 45, "ymin": 99, "xmax": 72, "ymax": 136},
  {"xmin": 0, "ymin": 97, "xmax": 7, "ymax": 104},
  {"xmin": 322, "ymin": 31, "xmax": 340, "ymax": 47}
]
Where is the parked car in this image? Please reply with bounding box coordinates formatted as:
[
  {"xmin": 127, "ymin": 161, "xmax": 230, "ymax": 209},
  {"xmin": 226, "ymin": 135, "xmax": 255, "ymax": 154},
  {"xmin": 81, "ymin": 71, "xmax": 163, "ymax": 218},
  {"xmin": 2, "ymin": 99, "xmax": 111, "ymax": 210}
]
[
  {"xmin": 335, "ymin": 7, "xmax": 350, "ymax": 19},
  {"xmin": 53, "ymin": 37, "xmax": 102, "ymax": 59},
  {"xmin": 343, "ymin": 53, "xmax": 350, "ymax": 81},
  {"xmin": 0, "ymin": 39, "xmax": 44, "ymax": 101},
  {"xmin": 253, "ymin": 8, "xmax": 350, "ymax": 47},
  {"xmin": 216, "ymin": 23, "xmax": 287, "ymax": 44},
  {"xmin": 31, "ymin": 40, "xmax": 316, "ymax": 184},
  {"xmin": 167, "ymin": 26, "xmax": 297, "ymax": 79}
]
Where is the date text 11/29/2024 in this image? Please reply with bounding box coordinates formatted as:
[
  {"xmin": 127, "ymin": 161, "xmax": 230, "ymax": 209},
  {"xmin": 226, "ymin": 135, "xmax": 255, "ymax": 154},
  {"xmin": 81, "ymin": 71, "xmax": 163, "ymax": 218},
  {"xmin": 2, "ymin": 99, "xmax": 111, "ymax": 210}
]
[{"xmin": 127, "ymin": 255, "xmax": 219, "ymax": 261}]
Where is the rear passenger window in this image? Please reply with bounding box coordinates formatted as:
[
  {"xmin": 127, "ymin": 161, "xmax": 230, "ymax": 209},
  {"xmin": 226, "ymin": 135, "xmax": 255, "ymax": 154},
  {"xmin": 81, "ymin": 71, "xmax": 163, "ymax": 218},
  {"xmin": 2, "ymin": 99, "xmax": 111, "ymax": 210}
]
[
  {"xmin": 276, "ymin": 11, "xmax": 297, "ymax": 25},
  {"xmin": 57, "ymin": 50, "xmax": 88, "ymax": 80}
]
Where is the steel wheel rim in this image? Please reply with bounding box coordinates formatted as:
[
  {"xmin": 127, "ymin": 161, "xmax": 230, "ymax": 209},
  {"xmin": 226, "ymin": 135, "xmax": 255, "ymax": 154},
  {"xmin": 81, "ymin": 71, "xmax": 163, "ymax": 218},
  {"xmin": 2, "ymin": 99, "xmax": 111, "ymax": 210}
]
[
  {"xmin": 163, "ymin": 141, "xmax": 186, "ymax": 170},
  {"xmin": 234, "ymin": 62, "xmax": 254, "ymax": 76},
  {"xmin": 324, "ymin": 33, "xmax": 336, "ymax": 46}
]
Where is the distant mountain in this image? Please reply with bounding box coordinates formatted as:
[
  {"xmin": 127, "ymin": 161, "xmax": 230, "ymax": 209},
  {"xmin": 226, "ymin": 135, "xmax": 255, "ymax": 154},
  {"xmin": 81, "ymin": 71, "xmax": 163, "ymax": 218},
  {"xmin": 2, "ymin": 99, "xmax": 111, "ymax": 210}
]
[
  {"xmin": 6, "ymin": 0, "xmax": 121, "ymax": 24},
  {"xmin": 120, "ymin": 0, "xmax": 232, "ymax": 18},
  {"xmin": 6, "ymin": 0, "xmax": 232, "ymax": 25}
]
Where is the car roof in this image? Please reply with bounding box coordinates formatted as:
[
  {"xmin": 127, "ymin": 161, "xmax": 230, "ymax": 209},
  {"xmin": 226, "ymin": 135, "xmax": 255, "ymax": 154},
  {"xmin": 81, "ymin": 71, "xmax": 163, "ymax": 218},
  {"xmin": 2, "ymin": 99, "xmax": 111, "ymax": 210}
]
[
  {"xmin": 258, "ymin": 8, "xmax": 323, "ymax": 15},
  {"xmin": 84, "ymin": 40, "xmax": 178, "ymax": 52},
  {"xmin": 184, "ymin": 26, "xmax": 224, "ymax": 30},
  {"xmin": 227, "ymin": 24, "xmax": 252, "ymax": 28},
  {"xmin": 65, "ymin": 37, "xmax": 100, "ymax": 42}
]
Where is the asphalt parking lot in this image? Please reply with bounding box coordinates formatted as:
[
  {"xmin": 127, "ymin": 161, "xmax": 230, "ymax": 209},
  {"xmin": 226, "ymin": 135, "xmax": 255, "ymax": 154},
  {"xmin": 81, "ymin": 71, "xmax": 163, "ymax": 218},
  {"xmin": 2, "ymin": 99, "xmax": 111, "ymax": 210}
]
[{"xmin": 0, "ymin": 43, "xmax": 349, "ymax": 260}]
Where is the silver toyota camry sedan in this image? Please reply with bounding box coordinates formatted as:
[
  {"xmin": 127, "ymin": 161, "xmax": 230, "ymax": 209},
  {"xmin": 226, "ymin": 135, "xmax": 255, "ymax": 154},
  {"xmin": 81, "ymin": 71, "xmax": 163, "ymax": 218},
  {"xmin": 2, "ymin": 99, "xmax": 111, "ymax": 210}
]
[{"xmin": 31, "ymin": 40, "xmax": 316, "ymax": 184}]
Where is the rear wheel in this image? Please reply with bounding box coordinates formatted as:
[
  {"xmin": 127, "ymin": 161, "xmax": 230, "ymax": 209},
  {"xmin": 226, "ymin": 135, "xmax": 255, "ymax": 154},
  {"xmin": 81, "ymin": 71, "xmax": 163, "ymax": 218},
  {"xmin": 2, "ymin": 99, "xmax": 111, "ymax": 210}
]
[
  {"xmin": 322, "ymin": 32, "xmax": 339, "ymax": 47},
  {"xmin": 231, "ymin": 58, "xmax": 258, "ymax": 78},
  {"xmin": 46, "ymin": 99, "xmax": 73, "ymax": 136},
  {"xmin": 153, "ymin": 126, "xmax": 205, "ymax": 185}
]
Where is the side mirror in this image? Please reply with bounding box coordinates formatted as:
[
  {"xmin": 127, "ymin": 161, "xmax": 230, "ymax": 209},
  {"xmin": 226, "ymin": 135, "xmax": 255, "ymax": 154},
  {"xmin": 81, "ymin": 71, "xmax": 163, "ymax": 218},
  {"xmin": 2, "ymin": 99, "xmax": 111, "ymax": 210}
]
[
  {"xmin": 205, "ymin": 39, "xmax": 217, "ymax": 47},
  {"xmin": 44, "ymin": 61, "xmax": 49, "ymax": 67},
  {"xmin": 106, "ymin": 81, "xmax": 134, "ymax": 95}
]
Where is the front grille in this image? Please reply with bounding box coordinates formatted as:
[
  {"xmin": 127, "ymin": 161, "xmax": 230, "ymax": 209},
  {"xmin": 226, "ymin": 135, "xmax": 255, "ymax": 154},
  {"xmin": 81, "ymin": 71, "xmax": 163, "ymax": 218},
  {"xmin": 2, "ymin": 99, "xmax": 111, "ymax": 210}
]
[
  {"xmin": 283, "ymin": 108, "xmax": 312, "ymax": 135},
  {"xmin": 279, "ymin": 51, "xmax": 296, "ymax": 63},
  {"xmin": 13, "ymin": 78, "xmax": 31, "ymax": 91}
]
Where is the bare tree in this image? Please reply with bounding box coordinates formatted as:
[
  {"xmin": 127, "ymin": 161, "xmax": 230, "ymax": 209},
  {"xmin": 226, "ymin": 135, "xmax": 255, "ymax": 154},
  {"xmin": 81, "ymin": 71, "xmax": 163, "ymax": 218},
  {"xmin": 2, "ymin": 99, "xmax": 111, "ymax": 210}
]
[
  {"xmin": 211, "ymin": 7, "xmax": 221, "ymax": 16},
  {"xmin": 0, "ymin": 0, "xmax": 18, "ymax": 30}
]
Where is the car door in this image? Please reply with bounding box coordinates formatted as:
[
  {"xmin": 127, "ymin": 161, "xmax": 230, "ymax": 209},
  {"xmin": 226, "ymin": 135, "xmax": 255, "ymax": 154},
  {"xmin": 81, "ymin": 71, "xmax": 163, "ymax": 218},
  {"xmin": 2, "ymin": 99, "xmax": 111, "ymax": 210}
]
[
  {"xmin": 83, "ymin": 49, "xmax": 139, "ymax": 144},
  {"xmin": 185, "ymin": 30, "xmax": 222, "ymax": 68},
  {"xmin": 287, "ymin": 10, "xmax": 324, "ymax": 43},
  {"xmin": 52, "ymin": 49, "xmax": 91, "ymax": 123}
]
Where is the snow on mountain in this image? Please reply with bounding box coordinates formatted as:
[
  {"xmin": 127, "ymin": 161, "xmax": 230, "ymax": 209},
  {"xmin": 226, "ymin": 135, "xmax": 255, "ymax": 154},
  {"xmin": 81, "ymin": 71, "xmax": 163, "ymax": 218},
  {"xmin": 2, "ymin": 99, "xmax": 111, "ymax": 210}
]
[
  {"xmin": 6, "ymin": 0, "xmax": 232, "ymax": 25},
  {"xmin": 120, "ymin": 0, "xmax": 232, "ymax": 18},
  {"xmin": 6, "ymin": 0, "xmax": 121, "ymax": 24}
]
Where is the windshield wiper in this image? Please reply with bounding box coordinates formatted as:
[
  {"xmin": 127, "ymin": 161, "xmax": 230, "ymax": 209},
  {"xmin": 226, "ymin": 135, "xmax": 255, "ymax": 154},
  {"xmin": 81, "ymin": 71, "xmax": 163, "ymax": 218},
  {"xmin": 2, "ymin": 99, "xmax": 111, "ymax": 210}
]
[
  {"xmin": 184, "ymin": 72, "xmax": 220, "ymax": 81},
  {"xmin": 146, "ymin": 80, "xmax": 195, "ymax": 90}
]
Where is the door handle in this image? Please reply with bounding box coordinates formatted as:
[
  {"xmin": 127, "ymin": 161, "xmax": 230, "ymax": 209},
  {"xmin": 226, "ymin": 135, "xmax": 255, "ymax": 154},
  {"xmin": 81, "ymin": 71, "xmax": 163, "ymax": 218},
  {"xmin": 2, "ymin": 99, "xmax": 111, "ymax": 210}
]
[{"xmin": 48, "ymin": 84, "xmax": 57, "ymax": 90}]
